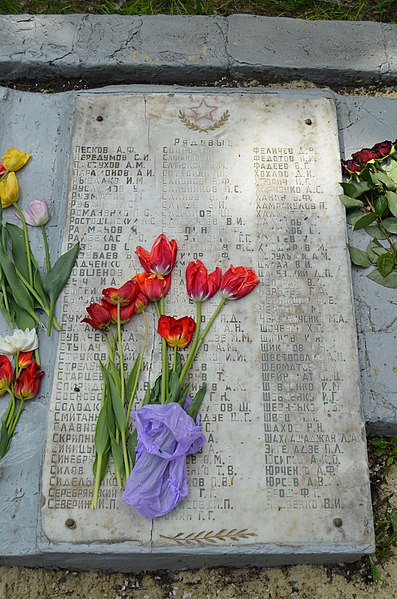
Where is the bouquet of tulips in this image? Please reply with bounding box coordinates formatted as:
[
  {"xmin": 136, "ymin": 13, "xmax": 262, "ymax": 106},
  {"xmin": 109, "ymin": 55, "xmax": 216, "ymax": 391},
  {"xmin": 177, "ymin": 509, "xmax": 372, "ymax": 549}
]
[
  {"xmin": 0, "ymin": 148, "xmax": 79, "ymax": 461},
  {"xmin": 82, "ymin": 233, "xmax": 259, "ymax": 516}
]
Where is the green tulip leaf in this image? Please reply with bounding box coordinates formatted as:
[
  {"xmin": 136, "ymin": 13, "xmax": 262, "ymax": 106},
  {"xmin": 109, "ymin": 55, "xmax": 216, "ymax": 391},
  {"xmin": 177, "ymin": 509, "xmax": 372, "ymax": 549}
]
[
  {"xmin": 6, "ymin": 223, "xmax": 30, "ymax": 282},
  {"xmin": 108, "ymin": 429, "xmax": 124, "ymax": 482},
  {"xmin": 93, "ymin": 449, "xmax": 110, "ymax": 483},
  {"xmin": 127, "ymin": 429, "xmax": 138, "ymax": 470},
  {"xmin": 167, "ymin": 371, "xmax": 181, "ymax": 404},
  {"xmin": 0, "ymin": 420, "xmax": 10, "ymax": 460},
  {"xmin": 0, "ymin": 243, "xmax": 35, "ymax": 313},
  {"xmin": 43, "ymin": 242, "xmax": 79, "ymax": 301},
  {"xmin": 187, "ymin": 384, "xmax": 207, "ymax": 422},
  {"xmin": 126, "ymin": 354, "xmax": 142, "ymax": 403},
  {"xmin": 94, "ymin": 404, "xmax": 110, "ymax": 455},
  {"xmin": 100, "ymin": 363, "xmax": 127, "ymax": 433},
  {"xmin": 347, "ymin": 245, "xmax": 371, "ymax": 268}
]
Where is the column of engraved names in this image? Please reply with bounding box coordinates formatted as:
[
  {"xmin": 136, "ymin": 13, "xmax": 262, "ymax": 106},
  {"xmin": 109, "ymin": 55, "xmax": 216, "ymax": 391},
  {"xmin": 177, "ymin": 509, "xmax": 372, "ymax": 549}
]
[
  {"xmin": 161, "ymin": 135, "xmax": 253, "ymax": 522},
  {"xmin": 48, "ymin": 143, "xmax": 152, "ymax": 511},
  {"xmin": 255, "ymin": 145, "xmax": 341, "ymax": 511}
]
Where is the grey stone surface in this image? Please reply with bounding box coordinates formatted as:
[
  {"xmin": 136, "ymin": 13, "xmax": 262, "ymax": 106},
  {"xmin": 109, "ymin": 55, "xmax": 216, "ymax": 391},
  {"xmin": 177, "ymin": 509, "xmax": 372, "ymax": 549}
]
[
  {"xmin": 336, "ymin": 95, "xmax": 397, "ymax": 435},
  {"xmin": 1, "ymin": 15, "xmax": 397, "ymax": 85},
  {"xmin": 0, "ymin": 86, "xmax": 376, "ymax": 570},
  {"xmin": 227, "ymin": 16, "xmax": 396, "ymax": 86}
]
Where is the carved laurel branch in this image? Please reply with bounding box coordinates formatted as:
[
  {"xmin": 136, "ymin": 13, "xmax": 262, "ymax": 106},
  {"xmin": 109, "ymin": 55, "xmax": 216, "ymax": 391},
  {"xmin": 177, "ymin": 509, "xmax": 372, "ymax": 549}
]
[
  {"xmin": 159, "ymin": 528, "xmax": 257, "ymax": 545},
  {"xmin": 178, "ymin": 110, "xmax": 230, "ymax": 133}
]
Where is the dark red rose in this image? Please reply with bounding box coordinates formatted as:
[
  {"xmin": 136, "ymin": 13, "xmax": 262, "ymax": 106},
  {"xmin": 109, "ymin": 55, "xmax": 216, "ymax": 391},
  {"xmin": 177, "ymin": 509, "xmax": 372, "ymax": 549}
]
[
  {"xmin": 351, "ymin": 148, "xmax": 375, "ymax": 164},
  {"xmin": 341, "ymin": 160, "xmax": 361, "ymax": 175},
  {"xmin": 371, "ymin": 140, "xmax": 392, "ymax": 159}
]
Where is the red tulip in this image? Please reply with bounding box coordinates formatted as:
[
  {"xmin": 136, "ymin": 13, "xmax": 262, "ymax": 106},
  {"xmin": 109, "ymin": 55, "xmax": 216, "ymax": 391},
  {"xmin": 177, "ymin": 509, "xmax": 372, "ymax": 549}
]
[
  {"xmin": 133, "ymin": 290, "xmax": 150, "ymax": 314},
  {"xmin": 135, "ymin": 272, "xmax": 171, "ymax": 302},
  {"xmin": 18, "ymin": 351, "xmax": 34, "ymax": 369},
  {"xmin": 0, "ymin": 163, "xmax": 6, "ymax": 177},
  {"xmin": 186, "ymin": 260, "xmax": 222, "ymax": 302},
  {"xmin": 0, "ymin": 354, "xmax": 12, "ymax": 396},
  {"xmin": 102, "ymin": 280, "xmax": 139, "ymax": 306},
  {"xmin": 136, "ymin": 233, "xmax": 177, "ymax": 276},
  {"xmin": 220, "ymin": 265, "xmax": 259, "ymax": 300},
  {"xmin": 157, "ymin": 315, "xmax": 196, "ymax": 349},
  {"xmin": 82, "ymin": 302, "xmax": 112, "ymax": 330},
  {"xmin": 14, "ymin": 361, "xmax": 44, "ymax": 400},
  {"xmin": 101, "ymin": 299, "xmax": 135, "ymax": 325}
]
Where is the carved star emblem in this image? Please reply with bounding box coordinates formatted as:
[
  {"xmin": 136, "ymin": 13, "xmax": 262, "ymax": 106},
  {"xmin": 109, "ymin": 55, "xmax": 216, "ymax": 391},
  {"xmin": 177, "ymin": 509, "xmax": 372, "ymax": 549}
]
[{"xmin": 188, "ymin": 99, "xmax": 218, "ymax": 123}]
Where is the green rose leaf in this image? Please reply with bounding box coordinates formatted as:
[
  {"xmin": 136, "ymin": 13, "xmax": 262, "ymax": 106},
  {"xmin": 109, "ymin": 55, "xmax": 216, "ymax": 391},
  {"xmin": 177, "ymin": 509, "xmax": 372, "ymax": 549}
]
[
  {"xmin": 365, "ymin": 224, "xmax": 387, "ymax": 240},
  {"xmin": 347, "ymin": 245, "xmax": 372, "ymax": 267},
  {"xmin": 370, "ymin": 171, "xmax": 396, "ymax": 190},
  {"xmin": 340, "ymin": 181, "xmax": 371, "ymax": 199},
  {"xmin": 346, "ymin": 209, "xmax": 365, "ymax": 225},
  {"xmin": 385, "ymin": 191, "xmax": 397, "ymax": 217},
  {"xmin": 353, "ymin": 213, "xmax": 378, "ymax": 230},
  {"xmin": 374, "ymin": 195, "xmax": 388, "ymax": 216},
  {"xmin": 382, "ymin": 217, "xmax": 397, "ymax": 234},
  {"xmin": 367, "ymin": 268, "xmax": 397, "ymax": 288},
  {"xmin": 366, "ymin": 239, "xmax": 385, "ymax": 263},
  {"xmin": 377, "ymin": 252, "xmax": 395, "ymax": 277},
  {"xmin": 382, "ymin": 157, "xmax": 397, "ymax": 185},
  {"xmin": 340, "ymin": 194, "xmax": 364, "ymax": 209}
]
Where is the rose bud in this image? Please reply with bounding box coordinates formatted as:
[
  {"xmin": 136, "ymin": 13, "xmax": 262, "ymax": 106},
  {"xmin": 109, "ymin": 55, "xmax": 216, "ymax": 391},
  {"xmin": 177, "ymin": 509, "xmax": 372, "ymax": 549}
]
[
  {"xmin": 157, "ymin": 315, "xmax": 196, "ymax": 349},
  {"xmin": 136, "ymin": 233, "xmax": 177, "ymax": 276},
  {"xmin": 2, "ymin": 148, "xmax": 32, "ymax": 172},
  {"xmin": 0, "ymin": 355, "xmax": 12, "ymax": 397},
  {"xmin": 14, "ymin": 361, "xmax": 44, "ymax": 401},
  {"xmin": 186, "ymin": 260, "xmax": 222, "ymax": 302},
  {"xmin": 102, "ymin": 280, "xmax": 139, "ymax": 306},
  {"xmin": 220, "ymin": 265, "xmax": 259, "ymax": 300},
  {"xmin": 101, "ymin": 299, "xmax": 135, "ymax": 325},
  {"xmin": 341, "ymin": 160, "xmax": 361, "ymax": 175},
  {"xmin": 371, "ymin": 140, "xmax": 393, "ymax": 159},
  {"xmin": 351, "ymin": 148, "xmax": 375, "ymax": 164},
  {"xmin": 135, "ymin": 272, "xmax": 171, "ymax": 302},
  {"xmin": 0, "ymin": 172, "xmax": 19, "ymax": 208},
  {"xmin": 18, "ymin": 351, "xmax": 34, "ymax": 369},
  {"xmin": 82, "ymin": 302, "xmax": 112, "ymax": 330},
  {"xmin": 22, "ymin": 199, "xmax": 49, "ymax": 226}
]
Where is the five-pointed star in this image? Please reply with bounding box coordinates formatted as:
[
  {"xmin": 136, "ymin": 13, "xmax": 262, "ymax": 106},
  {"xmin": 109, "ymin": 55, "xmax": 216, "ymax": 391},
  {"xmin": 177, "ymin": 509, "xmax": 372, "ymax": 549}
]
[{"xmin": 188, "ymin": 99, "xmax": 218, "ymax": 122}]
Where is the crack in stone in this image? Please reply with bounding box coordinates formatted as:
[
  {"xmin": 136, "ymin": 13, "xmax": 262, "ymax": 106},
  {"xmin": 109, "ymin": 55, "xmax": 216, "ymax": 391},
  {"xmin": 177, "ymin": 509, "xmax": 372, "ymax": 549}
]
[{"xmin": 109, "ymin": 24, "xmax": 141, "ymax": 60}]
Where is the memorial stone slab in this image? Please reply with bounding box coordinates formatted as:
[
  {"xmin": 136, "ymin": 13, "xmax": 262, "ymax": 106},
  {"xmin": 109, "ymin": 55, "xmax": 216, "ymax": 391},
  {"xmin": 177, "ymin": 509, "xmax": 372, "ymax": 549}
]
[{"xmin": 32, "ymin": 88, "xmax": 373, "ymax": 568}]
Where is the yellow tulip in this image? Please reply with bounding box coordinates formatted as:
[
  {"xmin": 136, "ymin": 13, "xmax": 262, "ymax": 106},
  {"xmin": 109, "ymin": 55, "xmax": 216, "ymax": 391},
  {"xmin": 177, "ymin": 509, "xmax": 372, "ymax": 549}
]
[
  {"xmin": 0, "ymin": 172, "xmax": 19, "ymax": 208},
  {"xmin": 2, "ymin": 148, "xmax": 31, "ymax": 172}
]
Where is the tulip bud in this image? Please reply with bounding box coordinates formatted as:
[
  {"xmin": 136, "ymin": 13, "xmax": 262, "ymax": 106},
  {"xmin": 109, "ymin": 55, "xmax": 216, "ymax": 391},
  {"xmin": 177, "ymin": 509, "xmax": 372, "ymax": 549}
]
[
  {"xmin": 0, "ymin": 355, "xmax": 12, "ymax": 397},
  {"xmin": 102, "ymin": 280, "xmax": 139, "ymax": 306},
  {"xmin": 136, "ymin": 233, "xmax": 177, "ymax": 276},
  {"xmin": 186, "ymin": 260, "xmax": 221, "ymax": 302},
  {"xmin": 220, "ymin": 265, "xmax": 259, "ymax": 300},
  {"xmin": 0, "ymin": 163, "xmax": 6, "ymax": 177},
  {"xmin": 82, "ymin": 302, "xmax": 112, "ymax": 330},
  {"xmin": 0, "ymin": 172, "xmax": 19, "ymax": 208},
  {"xmin": 22, "ymin": 199, "xmax": 49, "ymax": 226},
  {"xmin": 2, "ymin": 148, "xmax": 32, "ymax": 172},
  {"xmin": 14, "ymin": 361, "xmax": 44, "ymax": 401},
  {"xmin": 157, "ymin": 315, "xmax": 196, "ymax": 349}
]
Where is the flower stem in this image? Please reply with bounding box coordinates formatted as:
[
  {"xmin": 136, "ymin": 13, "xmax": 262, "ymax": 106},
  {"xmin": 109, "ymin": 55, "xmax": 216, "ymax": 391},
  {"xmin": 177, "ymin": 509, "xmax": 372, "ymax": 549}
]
[
  {"xmin": 126, "ymin": 311, "xmax": 148, "ymax": 421},
  {"xmin": 35, "ymin": 348, "xmax": 40, "ymax": 367},
  {"xmin": 179, "ymin": 297, "xmax": 226, "ymax": 387},
  {"xmin": 8, "ymin": 400, "xmax": 24, "ymax": 437},
  {"xmin": 91, "ymin": 452, "xmax": 103, "ymax": 509},
  {"xmin": 159, "ymin": 296, "xmax": 168, "ymax": 403},
  {"xmin": 14, "ymin": 203, "xmax": 33, "ymax": 287},
  {"xmin": 41, "ymin": 225, "xmax": 51, "ymax": 273},
  {"xmin": 117, "ymin": 303, "xmax": 125, "ymax": 405}
]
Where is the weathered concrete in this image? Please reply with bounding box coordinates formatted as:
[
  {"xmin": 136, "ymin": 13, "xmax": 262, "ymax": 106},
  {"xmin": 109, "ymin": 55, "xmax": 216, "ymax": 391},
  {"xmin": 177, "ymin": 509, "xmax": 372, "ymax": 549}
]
[{"xmin": 0, "ymin": 15, "xmax": 397, "ymax": 86}]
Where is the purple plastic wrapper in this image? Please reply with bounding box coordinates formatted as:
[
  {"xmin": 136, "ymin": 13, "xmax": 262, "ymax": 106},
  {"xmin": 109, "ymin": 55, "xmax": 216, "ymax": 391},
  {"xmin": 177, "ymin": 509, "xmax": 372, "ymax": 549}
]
[{"xmin": 122, "ymin": 402, "xmax": 205, "ymax": 519}]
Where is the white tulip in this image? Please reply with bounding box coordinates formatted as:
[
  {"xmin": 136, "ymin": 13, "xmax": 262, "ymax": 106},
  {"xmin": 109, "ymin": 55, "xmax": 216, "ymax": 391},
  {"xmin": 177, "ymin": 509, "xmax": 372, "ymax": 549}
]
[{"xmin": 0, "ymin": 328, "xmax": 38, "ymax": 355}]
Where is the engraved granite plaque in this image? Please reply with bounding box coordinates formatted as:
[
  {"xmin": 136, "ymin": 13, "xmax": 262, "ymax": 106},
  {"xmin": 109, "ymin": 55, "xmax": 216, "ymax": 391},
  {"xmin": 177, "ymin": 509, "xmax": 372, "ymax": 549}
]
[{"xmin": 41, "ymin": 90, "xmax": 373, "ymax": 560}]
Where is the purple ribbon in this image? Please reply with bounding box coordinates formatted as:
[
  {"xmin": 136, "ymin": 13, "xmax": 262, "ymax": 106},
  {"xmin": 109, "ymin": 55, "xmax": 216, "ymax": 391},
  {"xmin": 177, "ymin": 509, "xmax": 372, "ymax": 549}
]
[{"xmin": 122, "ymin": 402, "xmax": 205, "ymax": 519}]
